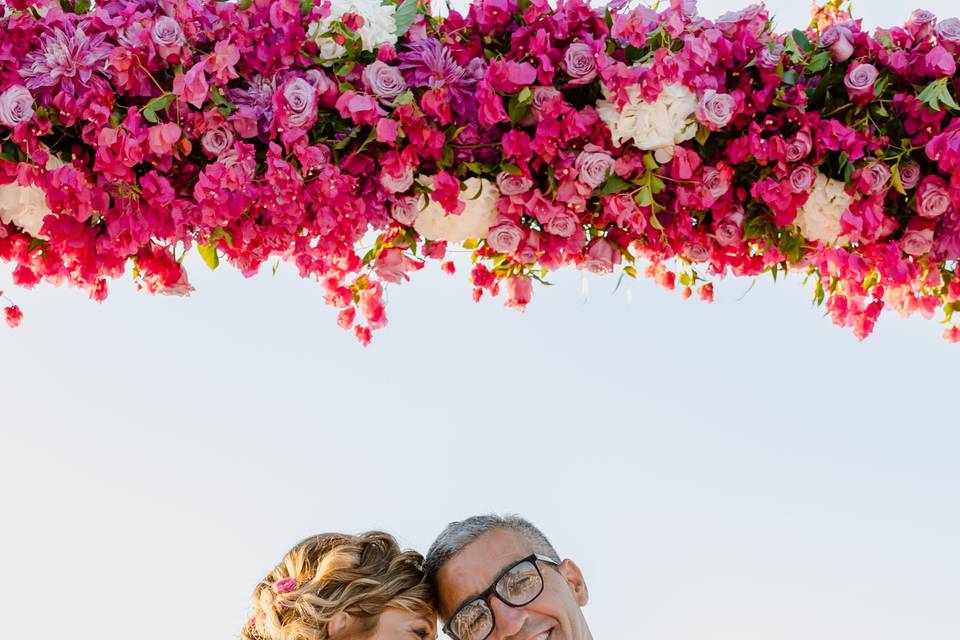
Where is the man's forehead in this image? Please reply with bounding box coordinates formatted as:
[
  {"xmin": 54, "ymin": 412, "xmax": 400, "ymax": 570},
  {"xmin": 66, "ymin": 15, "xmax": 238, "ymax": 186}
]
[{"xmin": 436, "ymin": 528, "xmax": 535, "ymax": 613}]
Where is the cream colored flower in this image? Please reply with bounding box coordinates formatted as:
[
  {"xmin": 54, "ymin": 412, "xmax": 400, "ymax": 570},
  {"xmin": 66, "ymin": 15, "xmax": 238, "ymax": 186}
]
[
  {"xmin": 794, "ymin": 172, "xmax": 853, "ymax": 245},
  {"xmin": 413, "ymin": 176, "xmax": 500, "ymax": 244},
  {"xmin": 597, "ymin": 82, "xmax": 699, "ymax": 162},
  {"xmin": 0, "ymin": 153, "xmax": 66, "ymax": 239}
]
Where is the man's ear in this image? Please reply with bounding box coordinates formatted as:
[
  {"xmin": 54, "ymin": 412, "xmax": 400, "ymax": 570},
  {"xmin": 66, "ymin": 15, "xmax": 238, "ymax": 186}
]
[
  {"xmin": 557, "ymin": 559, "xmax": 589, "ymax": 606},
  {"xmin": 327, "ymin": 611, "xmax": 353, "ymax": 639}
]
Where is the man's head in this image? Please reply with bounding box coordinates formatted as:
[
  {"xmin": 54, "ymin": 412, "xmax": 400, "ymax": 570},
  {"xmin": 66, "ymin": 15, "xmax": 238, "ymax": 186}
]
[{"xmin": 424, "ymin": 515, "xmax": 592, "ymax": 640}]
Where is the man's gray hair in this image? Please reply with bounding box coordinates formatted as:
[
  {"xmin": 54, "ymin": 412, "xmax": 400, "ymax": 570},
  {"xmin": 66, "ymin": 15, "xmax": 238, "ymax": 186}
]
[{"xmin": 424, "ymin": 514, "xmax": 561, "ymax": 581}]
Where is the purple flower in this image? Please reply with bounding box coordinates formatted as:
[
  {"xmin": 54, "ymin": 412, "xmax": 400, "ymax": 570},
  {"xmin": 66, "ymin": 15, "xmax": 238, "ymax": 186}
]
[
  {"xmin": 398, "ymin": 38, "xmax": 481, "ymax": 120},
  {"xmin": 487, "ymin": 220, "xmax": 524, "ymax": 253},
  {"xmin": 380, "ymin": 165, "xmax": 414, "ymax": 193},
  {"xmin": 496, "ymin": 171, "xmax": 533, "ymax": 196},
  {"xmin": 789, "ymin": 164, "xmax": 816, "ymax": 193},
  {"xmin": 19, "ymin": 22, "xmax": 114, "ymax": 102},
  {"xmin": 363, "ymin": 61, "xmax": 407, "ymax": 101},
  {"xmin": 786, "ymin": 131, "xmax": 813, "ymax": 162},
  {"xmin": 933, "ymin": 210, "xmax": 960, "ymax": 259},
  {"xmin": 562, "ymin": 42, "xmax": 597, "ymax": 86},
  {"xmin": 390, "ymin": 195, "xmax": 420, "ymax": 225},
  {"xmin": 201, "ymin": 128, "xmax": 234, "ymax": 156},
  {"xmin": 575, "ymin": 149, "xmax": 615, "ymax": 188},
  {"xmin": 696, "ymin": 90, "xmax": 736, "ymax": 130},
  {"xmin": 281, "ymin": 77, "xmax": 317, "ymax": 129},
  {"xmin": 151, "ymin": 16, "xmax": 184, "ymax": 48},
  {"xmin": 859, "ymin": 161, "xmax": 890, "ymax": 193},
  {"xmin": 937, "ymin": 18, "xmax": 960, "ymax": 51},
  {"xmin": 229, "ymin": 74, "xmax": 277, "ymax": 123},
  {"xmin": 757, "ymin": 43, "xmax": 784, "ymax": 70},
  {"xmin": 906, "ymin": 9, "xmax": 937, "ymax": 41},
  {"xmin": 899, "ymin": 161, "xmax": 922, "ymax": 190},
  {"xmin": 0, "ymin": 86, "xmax": 34, "ymax": 127},
  {"xmin": 916, "ymin": 176, "xmax": 951, "ymax": 218},
  {"xmin": 821, "ymin": 25, "xmax": 854, "ymax": 62},
  {"xmin": 844, "ymin": 63, "xmax": 878, "ymax": 103}
]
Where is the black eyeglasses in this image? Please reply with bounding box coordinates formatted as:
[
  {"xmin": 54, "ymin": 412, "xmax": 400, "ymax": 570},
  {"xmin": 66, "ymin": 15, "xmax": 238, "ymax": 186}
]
[{"xmin": 442, "ymin": 554, "xmax": 560, "ymax": 640}]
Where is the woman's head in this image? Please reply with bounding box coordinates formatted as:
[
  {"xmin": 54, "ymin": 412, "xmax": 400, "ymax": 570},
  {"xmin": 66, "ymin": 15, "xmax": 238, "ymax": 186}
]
[{"xmin": 242, "ymin": 531, "xmax": 436, "ymax": 640}]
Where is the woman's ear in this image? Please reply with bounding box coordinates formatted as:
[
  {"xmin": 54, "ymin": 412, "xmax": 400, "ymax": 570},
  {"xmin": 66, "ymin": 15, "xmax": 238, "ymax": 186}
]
[
  {"xmin": 557, "ymin": 559, "xmax": 589, "ymax": 606},
  {"xmin": 327, "ymin": 611, "xmax": 353, "ymax": 639}
]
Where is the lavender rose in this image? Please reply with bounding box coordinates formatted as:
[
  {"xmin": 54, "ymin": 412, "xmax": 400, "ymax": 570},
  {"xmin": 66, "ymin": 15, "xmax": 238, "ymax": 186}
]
[
  {"xmin": 757, "ymin": 43, "xmax": 784, "ymax": 70},
  {"xmin": 821, "ymin": 25, "xmax": 854, "ymax": 62},
  {"xmin": 683, "ymin": 241, "xmax": 712, "ymax": 263},
  {"xmin": 701, "ymin": 167, "xmax": 730, "ymax": 200},
  {"xmin": 282, "ymin": 77, "xmax": 317, "ymax": 129},
  {"xmin": 713, "ymin": 207, "xmax": 745, "ymax": 247},
  {"xmin": 916, "ymin": 176, "xmax": 951, "ymax": 218},
  {"xmin": 0, "ymin": 85, "xmax": 34, "ymax": 127},
  {"xmin": 696, "ymin": 90, "xmax": 736, "ymax": 130},
  {"xmin": 380, "ymin": 165, "xmax": 415, "ymax": 193},
  {"xmin": 937, "ymin": 18, "xmax": 960, "ymax": 51},
  {"xmin": 790, "ymin": 164, "xmax": 817, "ymax": 193},
  {"xmin": 899, "ymin": 161, "xmax": 922, "ymax": 190},
  {"xmin": 530, "ymin": 86, "xmax": 561, "ymax": 120},
  {"xmin": 906, "ymin": 9, "xmax": 937, "ymax": 41},
  {"xmin": 362, "ymin": 61, "xmax": 407, "ymax": 101},
  {"xmin": 151, "ymin": 16, "xmax": 184, "ymax": 47},
  {"xmin": 201, "ymin": 128, "xmax": 234, "ymax": 156},
  {"xmin": 786, "ymin": 131, "xmax": 812, "ymax": 162},
  {"xmin": 496, "ymin": 171, "xmax": 533, "ymax": 196},
  {"xmin": 844, "ymin": 63, "xmax": 878, "ymax": 103},
  {"xmin": 486, "ymin": 220, "xmax": 524, "ymax": 253},
  {"xmin": 562, "ymin": 42, "xmax": 597, "ymax": 86},
  {"xmin": 575, "ymin": 149, "xmax": 615, "ymax": 188}
]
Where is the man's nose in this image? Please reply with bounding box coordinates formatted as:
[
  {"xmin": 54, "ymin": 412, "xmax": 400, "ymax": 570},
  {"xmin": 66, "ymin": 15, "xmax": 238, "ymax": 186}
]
[{"xmin": 489, "ymin": 597, "xmax": 528, "ymax": 639}]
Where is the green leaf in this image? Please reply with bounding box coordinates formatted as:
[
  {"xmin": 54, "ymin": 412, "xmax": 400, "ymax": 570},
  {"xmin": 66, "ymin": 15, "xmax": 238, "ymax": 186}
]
[
  {"xmin": 623, "ymin": 265, "xmax": 638, "ymax": 278},
  {"xmin": 300, "ymin": 0, "xmax": 314, "ymax": 15},
  {"xmin": 198, "ymin": 243, "xmax": 219, "ymax": 270},
  {"xmin": 891, "ymin": 163, "xmax": 906, "ymax": 195},
  {"xmin": 393, "ymin": 0, "xmax": 418, "ymax": 37},
  {"xmin": 27, "ymin": 237, "xmax": 45, "ymax": 254},
  {"xmin": 500, "ymin": 163, "xmax": 522, "ymax": 176},
  {"xmin": 918, "ymin": 79, "xmax": 944, "ymax": 110},
  {"xmin": 507, "ymin": 94, "xmax": 529, "ymax": 124},
  {"xmin": 806, "ymin": 50, "xmax": 830, "ymax": 74},
  {"xmin": 782, "ymin": 69, "xmax": 799, "ymax": 86},
  {"xmin": 393, "ymin": 90, "xmax": 415, "ymax": 105},
  {"xmin": 792, "ymin": 29, "xmax": 812, "ymax": 53},
  {"xmin": 938, "ymin": 83, "xmax": 960, "ymax": 111},
  {"xmin": 642, "ymin": 152, "xmax": 658, "ymax": 172},
  {"xmin": 694, "ymin": 125, "xmax": 710, "ymax": 145},
  {"xmin": 517, "ymin": 86, "xmax": 532, "ymax": 105},
  {"xmin": 635, "ymin": 186, "xmax": 653, "ymax": 207},
  {"xmin": 597, "ymin": 175, "xmax": 634, "ymax": 196},
  {"xmin": 648, "ymin": 210, "xmax": 664, "ymax": 231}
]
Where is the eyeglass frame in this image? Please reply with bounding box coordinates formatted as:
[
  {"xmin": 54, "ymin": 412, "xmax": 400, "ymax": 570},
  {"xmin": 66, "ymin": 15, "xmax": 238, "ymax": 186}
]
[{"xmin": 442, "ymin": 553, "xmax": 562, "ymax": 640}]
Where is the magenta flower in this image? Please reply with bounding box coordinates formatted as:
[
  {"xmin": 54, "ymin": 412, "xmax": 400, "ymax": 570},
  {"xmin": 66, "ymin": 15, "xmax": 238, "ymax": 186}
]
[{"xmin": 19, "ymin": 22, "xmax": 113, "ymax": 103}]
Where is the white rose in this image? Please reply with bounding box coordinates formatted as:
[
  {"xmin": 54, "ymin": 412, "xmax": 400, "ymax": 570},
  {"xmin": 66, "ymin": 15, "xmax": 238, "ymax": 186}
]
[
  {"xmin": 597, "ymin": 82, "xmax": 698, "ymax": 162},
  {"xmin": 0, "ymin": 153, "xmax": 66, "ymax": 239},
  {"xmin": 308, "ymin": 0, "xmax": 397, "ymax": 57},
  {"xmin": 793, "ymin": 172, "xmax": 853, "ymax": 245},
  {"xmin": 413, "ymin": 176, "xmax": 500, "ymax": 243}
]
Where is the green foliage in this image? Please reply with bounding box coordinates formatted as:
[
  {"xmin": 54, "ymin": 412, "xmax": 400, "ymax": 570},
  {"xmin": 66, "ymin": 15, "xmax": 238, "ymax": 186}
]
[
  {"xmin": 917, "ymin": 78, "xmax": 960, "ymax": 112},
  {"xmin": 198, "ymin": 243, "xmax": 219, "ymax": 270},
  {"xmin": 394, "ymin": 0, "xmax": 419, "ymax": 37},
  {"xmin": 141, "ymin": 93, "xmax": 174, "ymax": 124}
]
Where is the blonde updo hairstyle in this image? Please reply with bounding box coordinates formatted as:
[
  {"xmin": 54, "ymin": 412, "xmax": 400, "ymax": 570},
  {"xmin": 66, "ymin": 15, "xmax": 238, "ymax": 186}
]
[{"xmin": 242, "ymin": 531, "xmax": 435, "ymax": 640}]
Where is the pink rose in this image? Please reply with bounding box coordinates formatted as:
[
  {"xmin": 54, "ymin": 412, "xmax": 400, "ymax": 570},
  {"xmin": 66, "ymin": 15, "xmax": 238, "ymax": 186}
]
[
  {"xmin": 582, "ymin": 238, "xmax": 620, "ymax": 274},
  {"xmin": 151, "ymin": 16, "xmax": 184, "ymax": 60},
  {"xmin": 487, "ymin": 220, "xmax": 524, "ymax": 253},
  {"xmin": 899, "ymin": 161, "xmax": 922, "ymax": 190},
  {"xmin": 390, "ymin": 195, "xmax": 419, "ymax": 225},
  {"xmin": 901, "ymin": 219, "xmax": 936, "ymax": 256},
  {"xmin": 201, "ymin": 127, "xmax": 234, "ymax": 156},
  {"xmin": 712, "ymin": 207, "xmax": 745, "ymax": 247},
  {"xmin": 785, "ymin": 131, "xmax": 812, "ymax": 162},
  {"xmin": 789, "ymin": 164, "xmax": 817, "ymax": 193},
  {"xmin": 380, "ymin": 165, "xmax": 414, "ymax": 193},
  {"xmin": 757, "ymin": 43, "xmax": 783, "ymax": 70},
  {"xmin": 362, "ymin": 61, "xmax": 407, "ymax": 100},
  {"xmin": 282, "ymin": 77, "xmax": 318, "ymax": 128},
  {"xmin": 544, "ymin": 208, "xmax": 580, "ymax": 237},
  {"xmin": 496, "ymin": 171, "xmax": 533, "ymax": 196},
  {"xmin": 916, "ymin": 176, "xmax": 951, "ymax": 218},
  {"xmin": 531, "ymin": 86, "xmax": 561, "ymax": 120},
  {"xmin": 334, "ymin": 90, "xmax": 381, "ymax": 127},
  {"xmin": 562, "ymin": 42, "xmax": 597, "ymax": 85},
  {"xmin": 575, "ymin": 149, "xmax": 615, "ymax": 188},
  {"xmin": 696, "ymin": 90, "xmax": 736, "ymax": 130},
  {"xmin": 0, "ymin": 85, "xmax": 34, "ymax": 127},
  {"xmin": 272, "ymin": 578, "xmax": 298, "ymax": 595},
  {"xmin": 844, "ymin": 63, "xmax": 878, "ymax": 104},
  {"xmin": 683, "ymin": 240, "xmax": 712, "ymax": 263},
  {"xmin": 858, "ymin": 161, "xmax": 891, "ymax": 194},
  {"xmin": 924, "ymin": 45, "xmax": 956, "ymax": 78},
  {"xmin": 937, "ymin": 18, "xmax": 960, "ymax": 52},
  {"xmin": 821, "ymin": 25, "xmax": 855, "ymax": 62},
  {"xmin": 504, "ymin": 276, "xmax": 533, "ymax": 311},
  {"xmin": 701, "ymin": 166, "xmax": 731, "ymax": 200}
]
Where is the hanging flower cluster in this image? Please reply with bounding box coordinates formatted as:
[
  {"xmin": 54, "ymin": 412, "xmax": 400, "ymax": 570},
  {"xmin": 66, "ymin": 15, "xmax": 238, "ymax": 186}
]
[{"xmin": 2, "ymin": 0, "xmax": 960, "ymax": 344}]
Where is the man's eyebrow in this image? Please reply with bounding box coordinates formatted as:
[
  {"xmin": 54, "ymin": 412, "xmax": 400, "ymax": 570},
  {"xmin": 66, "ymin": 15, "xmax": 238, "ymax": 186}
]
[{"xmin": 450, "ymin": 555, "xmax": 526, "ymax": 615}]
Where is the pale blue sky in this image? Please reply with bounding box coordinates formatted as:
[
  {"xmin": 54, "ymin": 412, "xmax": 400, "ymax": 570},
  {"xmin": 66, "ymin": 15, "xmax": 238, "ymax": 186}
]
[{"xmin": 2, "ymin": 2, "xmax": 959, "ymax": 639}]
